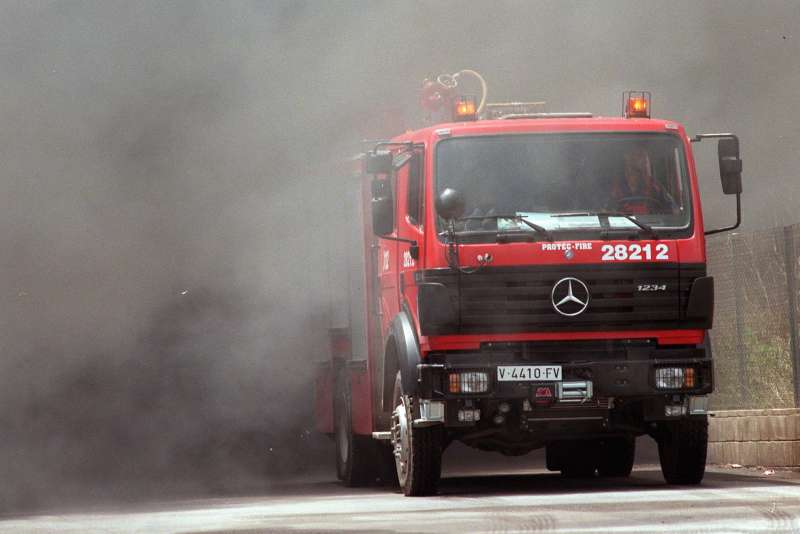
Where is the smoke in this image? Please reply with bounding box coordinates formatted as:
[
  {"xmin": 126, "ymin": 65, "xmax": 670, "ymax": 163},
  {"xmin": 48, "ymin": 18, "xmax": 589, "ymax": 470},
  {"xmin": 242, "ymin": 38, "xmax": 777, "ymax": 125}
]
[{"xmin": 1, "ymin": 0, "xmax": 798, "ymax": 514}]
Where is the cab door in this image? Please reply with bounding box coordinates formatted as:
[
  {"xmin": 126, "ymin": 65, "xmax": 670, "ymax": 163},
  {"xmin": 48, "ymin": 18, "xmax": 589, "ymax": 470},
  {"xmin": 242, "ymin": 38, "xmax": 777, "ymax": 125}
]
[
  {"xmin": 375, "ymin": 169, "xmax": 399, "ymax": 338},
  {"xmin": 395, "ymin": 150, "xmax": 425, "ymax": 325}
]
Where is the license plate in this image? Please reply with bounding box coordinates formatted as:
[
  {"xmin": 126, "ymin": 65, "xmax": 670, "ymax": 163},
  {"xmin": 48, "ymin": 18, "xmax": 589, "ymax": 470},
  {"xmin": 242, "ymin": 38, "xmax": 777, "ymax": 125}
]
[{"xmin": 497, "ymin": 365, "xmax": 562, "ymax": 382}]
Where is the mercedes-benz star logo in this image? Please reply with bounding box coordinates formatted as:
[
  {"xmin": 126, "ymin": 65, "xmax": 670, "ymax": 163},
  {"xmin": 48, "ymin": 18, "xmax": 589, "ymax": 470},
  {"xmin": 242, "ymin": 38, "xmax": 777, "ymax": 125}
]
[{"xmin": 551, "ymin": 277, "xmax": 590, "ymax": 317}]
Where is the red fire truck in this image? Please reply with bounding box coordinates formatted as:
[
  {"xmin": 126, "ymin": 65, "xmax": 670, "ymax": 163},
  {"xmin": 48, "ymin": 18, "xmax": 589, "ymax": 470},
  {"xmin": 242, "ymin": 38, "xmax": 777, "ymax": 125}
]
[{"xmin": 315, "ymin": 71, "xmax": 743, "ymax": 496}]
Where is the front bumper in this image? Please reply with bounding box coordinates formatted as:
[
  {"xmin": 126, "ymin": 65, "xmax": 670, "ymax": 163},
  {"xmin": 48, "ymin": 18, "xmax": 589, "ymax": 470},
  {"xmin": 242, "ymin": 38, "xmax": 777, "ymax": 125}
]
[
  {"xmin": 418, "ymin": 358, "xmax": 712, "ymax": 399},
  {"xmin": 414, "ymin": 341, "xmax": 712, "ymax": 427}
]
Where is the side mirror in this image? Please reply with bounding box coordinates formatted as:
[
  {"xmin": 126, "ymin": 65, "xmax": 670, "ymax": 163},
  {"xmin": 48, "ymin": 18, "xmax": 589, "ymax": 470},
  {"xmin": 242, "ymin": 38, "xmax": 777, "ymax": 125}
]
[
  {"xmin": 435, "ymin": 187, "xmax": 466, "ymax": 221},
  {"xmin": 694, "ymin": 132, "xmax": 743, "ymax": 236},
  {"xmin": 364, "ymin": 151, "xmax": 393, "ymax": 175},
  {"xmin": 718, "ymin": 137, "xmax": 743, "ymax": 195},
  {"xmin": 371, "ymin": 179, "xmax": 394, "ymax": 236}
]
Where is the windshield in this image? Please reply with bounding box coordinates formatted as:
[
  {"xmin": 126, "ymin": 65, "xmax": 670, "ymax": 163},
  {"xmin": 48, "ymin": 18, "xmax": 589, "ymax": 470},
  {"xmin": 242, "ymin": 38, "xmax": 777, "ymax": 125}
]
[{"xmin": 436, "ymin": 133, "xmax": 692, "ymax": 237}]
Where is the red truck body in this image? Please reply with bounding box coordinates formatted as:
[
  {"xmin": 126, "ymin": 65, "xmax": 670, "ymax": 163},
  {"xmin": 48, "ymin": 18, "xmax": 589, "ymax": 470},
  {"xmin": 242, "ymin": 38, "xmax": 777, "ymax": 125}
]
[{"xmin": 316, "ymin": 91, "xmax": 742, "ymax": 495}]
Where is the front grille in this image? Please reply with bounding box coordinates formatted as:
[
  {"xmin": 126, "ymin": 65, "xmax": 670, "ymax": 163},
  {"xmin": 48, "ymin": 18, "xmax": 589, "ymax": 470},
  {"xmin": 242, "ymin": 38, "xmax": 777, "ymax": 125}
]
[{"xmin": 417, "ymin": 263, "xmax": 706, "ymax": 334}]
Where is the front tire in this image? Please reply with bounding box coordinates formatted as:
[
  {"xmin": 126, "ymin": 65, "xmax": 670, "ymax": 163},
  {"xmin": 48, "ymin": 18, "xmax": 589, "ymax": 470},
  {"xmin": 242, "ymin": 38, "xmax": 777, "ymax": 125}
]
[
  {"xmin": 658, "ymin": 417, "xmax": 708, "ymax": 485},
  {"xmin": 391, "ymin": 372, "xmax": 443, "ymax": 496}
]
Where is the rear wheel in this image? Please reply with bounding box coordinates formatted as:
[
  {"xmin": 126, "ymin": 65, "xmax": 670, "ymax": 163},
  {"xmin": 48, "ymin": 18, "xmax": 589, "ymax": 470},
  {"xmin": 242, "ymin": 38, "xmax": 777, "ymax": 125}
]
[
  {"xmin": 548, "ymin": 440, "xmax": 598, "ymax": 478},
  {"xmin": 375, "ymin": 442, "xmax": 399, "ymax": 486},
  {"xmin": 391, "ymin": 372, "xmax": 443, "ymax": 496},
  {"xmin": 334, "ymin": 373, "xmax": 374, "ymax": 486},
  {"xmin": 562, "ymin": 459, "xmax": 597, "ymax": 478},
  {"xmin": 597, "ymin": 436, "xmax": 635, "ymax": 477},
  {"xmin": 658, "ymin": 417, "xmax": 708, "ymax": 485}
]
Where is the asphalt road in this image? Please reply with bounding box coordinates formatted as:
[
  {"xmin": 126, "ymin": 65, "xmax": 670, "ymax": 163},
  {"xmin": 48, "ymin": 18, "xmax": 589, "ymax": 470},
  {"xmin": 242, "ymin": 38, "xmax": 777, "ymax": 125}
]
[{"xmin": 3, "ymin": 440, "xmax": 800, "ymax": 533}]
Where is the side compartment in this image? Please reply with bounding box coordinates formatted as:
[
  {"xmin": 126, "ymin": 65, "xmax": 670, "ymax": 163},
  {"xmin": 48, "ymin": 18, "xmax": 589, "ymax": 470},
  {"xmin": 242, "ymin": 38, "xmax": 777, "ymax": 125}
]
[
  {"xmin": 347, "ymin": 360, "xmax": 373, "ymax": 435},
  {"xmin": 314, "ymin": 328, "xmax": 374, "ymax": 437},
  {"xmin": 314, "ymin": 327, "xmax": 355, "ymax": 436},
  {"xmin": 314, "ymin": 360, "xmax": 335, "ymax": 435}
]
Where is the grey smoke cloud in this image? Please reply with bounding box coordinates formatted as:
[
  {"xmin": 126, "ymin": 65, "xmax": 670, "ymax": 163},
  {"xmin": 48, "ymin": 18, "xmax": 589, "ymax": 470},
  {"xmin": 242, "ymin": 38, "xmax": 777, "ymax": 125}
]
[{"xmin": 1, "ymin": 0, "xmax": 798, "ymax": 513}]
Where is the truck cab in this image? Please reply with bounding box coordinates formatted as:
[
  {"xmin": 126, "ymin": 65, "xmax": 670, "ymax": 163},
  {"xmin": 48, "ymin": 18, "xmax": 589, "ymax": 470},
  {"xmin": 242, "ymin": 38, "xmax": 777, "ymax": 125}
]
[{"xmin": 316, "ymin": 79, "xmax": 743, "ymax": 496}]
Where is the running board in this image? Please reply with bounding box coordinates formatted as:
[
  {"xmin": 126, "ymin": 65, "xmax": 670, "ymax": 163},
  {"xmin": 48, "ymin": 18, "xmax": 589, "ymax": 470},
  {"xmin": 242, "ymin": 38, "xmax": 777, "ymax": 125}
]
[{"xmin": 372, "ymin": 431, "xmax": 391, "ymax": 440}]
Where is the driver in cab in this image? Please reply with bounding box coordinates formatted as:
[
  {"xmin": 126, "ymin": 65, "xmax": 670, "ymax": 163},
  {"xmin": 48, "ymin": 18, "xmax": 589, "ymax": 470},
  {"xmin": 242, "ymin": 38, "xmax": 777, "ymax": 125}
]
[
  {"xmin": 609, "ymin": 146, "xmax": 677, "ymax": 215},
  {"xmin": 463, "ymin": 180, "xmax": 498, "ymax": 231}
]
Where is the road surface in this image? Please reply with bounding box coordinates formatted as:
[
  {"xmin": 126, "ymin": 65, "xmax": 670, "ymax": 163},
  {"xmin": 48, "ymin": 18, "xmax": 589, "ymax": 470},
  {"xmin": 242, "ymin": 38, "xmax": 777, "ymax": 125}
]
[{"xmin": 3, "ymin": 441, "xmax": 800, "ymax": 533}]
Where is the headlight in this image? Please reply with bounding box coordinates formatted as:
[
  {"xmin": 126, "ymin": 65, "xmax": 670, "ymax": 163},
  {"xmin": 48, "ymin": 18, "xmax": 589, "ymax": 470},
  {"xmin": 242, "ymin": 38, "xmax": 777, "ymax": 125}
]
[
  {"xmin": 655, "ymin": 367, "xmax": 696, "ymax": 389},
  {"xmin": 448, "ymin": 371, "xmax": 489, "ymax": 393}
]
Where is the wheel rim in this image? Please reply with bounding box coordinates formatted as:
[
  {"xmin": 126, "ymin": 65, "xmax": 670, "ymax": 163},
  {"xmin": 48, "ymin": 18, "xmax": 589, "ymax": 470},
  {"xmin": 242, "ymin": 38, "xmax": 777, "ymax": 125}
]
[{"xmin": 391, "ymin": 396, "xmax": 411, "ymax": 486}]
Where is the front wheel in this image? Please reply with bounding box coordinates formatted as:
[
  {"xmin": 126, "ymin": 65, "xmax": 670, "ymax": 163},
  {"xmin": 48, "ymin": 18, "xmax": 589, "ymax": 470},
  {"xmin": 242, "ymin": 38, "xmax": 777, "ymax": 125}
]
[
  {"xmin": 657, "ymin": 417, "xmax": 708, "ymax": 485},
  {"xmin": 391, "ymin": 372, "xmax": 443, "ymax": 496}
]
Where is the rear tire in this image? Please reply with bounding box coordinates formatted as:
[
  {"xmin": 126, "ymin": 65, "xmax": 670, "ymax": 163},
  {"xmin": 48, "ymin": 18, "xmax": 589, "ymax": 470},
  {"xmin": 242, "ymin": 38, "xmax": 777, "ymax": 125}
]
[
  {"xmin": 376, "ymin": 442, "xmax": 399, "ymax": 486},
  {"xmin": 548, "ymin": 440, "xmax": 597, "ymax": 478},
  {"xmin": 597, "ymin": 436, "xmax": 635, "ymax": 477},
  {"xmin": 334, "ymin": 373, "xmax": 374, "ymax": 486},
  {"xmin": 658, "ymin": 417, "xmax": 708, "ymax": 485},
  {"xmin": 391, "ymin": 372, "xmax": 443, "ymax": 496},
  {"xmin": 562, "ymin": 460, "xmax": 597, "ymax": 478}
]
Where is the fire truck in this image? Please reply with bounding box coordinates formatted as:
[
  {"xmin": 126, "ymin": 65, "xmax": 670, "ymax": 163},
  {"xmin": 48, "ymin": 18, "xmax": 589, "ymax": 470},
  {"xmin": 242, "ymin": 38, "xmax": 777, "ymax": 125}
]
[{"xmin": 315, "ymin": 71, "xmax": 743, "ymax": 496}]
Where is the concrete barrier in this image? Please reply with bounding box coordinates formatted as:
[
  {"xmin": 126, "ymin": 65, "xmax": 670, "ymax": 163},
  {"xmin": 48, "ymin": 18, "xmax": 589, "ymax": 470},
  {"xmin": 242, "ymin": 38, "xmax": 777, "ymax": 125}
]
[{"xmin": 708, "ymin": 408, "xmax": 800, "ymax": 467}]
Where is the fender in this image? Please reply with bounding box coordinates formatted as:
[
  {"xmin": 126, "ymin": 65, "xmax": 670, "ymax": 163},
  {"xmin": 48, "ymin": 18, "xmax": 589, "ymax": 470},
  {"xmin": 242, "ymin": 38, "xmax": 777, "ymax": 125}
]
[
  {"xmin": 702, "ymin": 330, "xmax": 713, "ymax": 359},
  {"xmin": 389, "ymin": 311, "xmax": 422, "ymax": 397}
]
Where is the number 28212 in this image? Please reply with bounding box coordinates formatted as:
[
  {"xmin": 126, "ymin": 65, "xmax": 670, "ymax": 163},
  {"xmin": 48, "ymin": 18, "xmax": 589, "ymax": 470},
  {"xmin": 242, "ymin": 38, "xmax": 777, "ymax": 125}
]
[{"xmin": 601, "ymin": 243, "xmax": 669, "ymax": 261}]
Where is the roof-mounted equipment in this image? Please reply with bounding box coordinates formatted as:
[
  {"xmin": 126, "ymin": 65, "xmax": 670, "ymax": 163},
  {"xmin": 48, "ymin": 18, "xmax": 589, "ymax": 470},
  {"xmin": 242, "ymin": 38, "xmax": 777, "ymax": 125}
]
[
  {"xmin": 453, "ymin": 95, "xmax": 478, "ymax": 121},
  {"xmin": 484, "ymin": 101, "xmax": 547, "ymax": 119},
  {"xmin": 499, "ymin": 112, "xmax": 593, "ymax": 120},
  {"xmin": 623, "ymin": 90, "xmax": 651, "ymax": 118},
  {"xmin": 420, "ymin": 69, "xmax": 488, "ymax": 122}
]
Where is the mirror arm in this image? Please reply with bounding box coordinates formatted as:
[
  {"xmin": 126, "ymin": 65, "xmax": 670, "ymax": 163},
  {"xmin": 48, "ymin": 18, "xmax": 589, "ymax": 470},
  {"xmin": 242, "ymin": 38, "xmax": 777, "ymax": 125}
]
[
  {"xmin": 378, "ymin": 235, "xmax": 419, "ymax": 260},
  {"xmin": 705, "ymin": 193, "xmax": 741, "ymax": 236},
  {"xmin": 369, "ymin": 140, "xmax": 423, "ymax": 150},
  {"xmin": 691, "ymin": 132, "xmax": 738, "ymax": 143},
  {"xmin": 692, "ymin": 132, "xmax": 743, "ymax": 235},
  {"xmin": 445, "ymin": 220, "xmax": 460, "ymax": 271},
  {"xmin": 365, "ymin": 142, "xmax": 424, "ymax": 175}
]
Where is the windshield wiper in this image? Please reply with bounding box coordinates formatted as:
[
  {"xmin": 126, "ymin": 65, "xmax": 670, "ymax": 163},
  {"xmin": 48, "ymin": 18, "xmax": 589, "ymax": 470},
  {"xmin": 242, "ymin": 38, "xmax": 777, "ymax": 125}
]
[
  {"xmin": 458, "ymin": 214, "xmax": 555, "ymax": 241},
  {"xmin": 551, "ymin": 211, "xmax": 658, "ymax": 239}
]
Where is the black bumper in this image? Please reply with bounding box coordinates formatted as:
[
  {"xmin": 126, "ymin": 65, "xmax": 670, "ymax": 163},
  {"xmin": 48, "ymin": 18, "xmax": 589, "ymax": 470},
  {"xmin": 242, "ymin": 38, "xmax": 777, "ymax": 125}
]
[
  {"xmin": 414, "ymin": 341, "xmax": 712, "ymax": 437},
  {"xmin": 416, "ymin": 342, "xmax": 712, "ymax": 400},
  {"xmin": 418, "ymin": 358, "xmax": 712, "ymax": 400}
]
